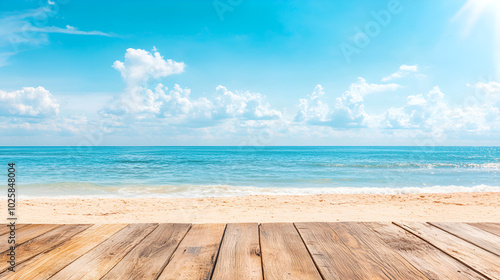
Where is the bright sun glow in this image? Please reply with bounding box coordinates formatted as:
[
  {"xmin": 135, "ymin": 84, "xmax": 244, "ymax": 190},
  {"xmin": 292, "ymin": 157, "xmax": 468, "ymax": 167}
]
[
  {"xmin": 455, "ymin": 0, "xmax": 500, "ymax": 79},
  {"xmin": 454, "ymin": 0, "xmax": 500, "ymax": 35}
]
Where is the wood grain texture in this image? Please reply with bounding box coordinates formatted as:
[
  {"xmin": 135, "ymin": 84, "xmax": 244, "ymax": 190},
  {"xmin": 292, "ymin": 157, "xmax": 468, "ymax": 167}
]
[
  {"xmin": 366, "ymin": 222, "xmax": 487, "ymax": 280},
  {"xmin": 101, "ymin": 223, "xmax": 191, "ymax": 280},
  {"xmin": 212, "ymin": 223, "xmax": 263, "ymax": 280},
  {"xmin": 260, "ymin": 223, "xmax": 322, "ymax": 280},
  {"xmin": 468, "ymin": 223, "xmax": 500, "ymax": 237},
  {"xmin": 429, "ymin": 222, "xmax": 500, "ymax": 256},
  {"xmin": 157, "ymin": 223, "xmax": 226, "ymax": 280},
  {"xmin": 0, "ymin": 224, "xmax": 60, "ymax": 253},
  {"xmin": 295, "ymin": 222, "xmax": 427, "ymax": 280},
  {"xmin": 396, "ymin": 222, "xmax": 500, "ymax": 280},
  {"xmin": 0, "ymin": 224, "xmax": 28, "ymax": 236},
  {"xmin": 0, "ymin": 224, "xmax": 127, "ymax": 280},
  {"xmin": 1, "ymin": 222, "xmax": 499, "ymax": 279},
  {"xmin": 50, "ymin": 223, "xmax": 157, "ymax": 280},
  {"xmin": 0, "ymin": 224, "xmax": 91, "ymax": 273}
]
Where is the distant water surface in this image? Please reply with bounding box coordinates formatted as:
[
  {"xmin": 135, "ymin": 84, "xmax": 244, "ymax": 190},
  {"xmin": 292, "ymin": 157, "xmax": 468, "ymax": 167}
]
[{"xmin": 1, "ymin": 146, "xmax": 499, "ymax": 198}]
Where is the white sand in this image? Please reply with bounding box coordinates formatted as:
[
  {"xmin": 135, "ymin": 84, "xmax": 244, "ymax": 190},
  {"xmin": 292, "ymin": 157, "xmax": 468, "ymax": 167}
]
[{"xmin": 8, "ymin": 192, "xmax": 499, "ymax": 224}]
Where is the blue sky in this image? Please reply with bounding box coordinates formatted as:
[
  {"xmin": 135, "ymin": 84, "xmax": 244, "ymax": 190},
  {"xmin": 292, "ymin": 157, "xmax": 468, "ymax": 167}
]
[{"xmin": 0, "ymin": 0, "xmax": 499, "ymax": 145}]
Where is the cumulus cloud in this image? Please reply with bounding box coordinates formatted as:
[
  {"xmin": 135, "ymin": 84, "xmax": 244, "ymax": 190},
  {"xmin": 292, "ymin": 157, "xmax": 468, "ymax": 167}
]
[
  {"xmin": 0, "ymin": 86, "xmax": 59, "ymax": 117},
  {"xmin": 102, "ymin": 48, "xmax": 191, "ymax": 122},
  {"xmin": 295, "ymin": 85, "xmax": 329, "ymax": 123},
  {"xmin": 382, "ymin": 85, "xmax": 499, "ymax": 133},
  {"xmin": 472, "ymin": 81, "xmax": 500, "ymax": 103},
  {"xmin": 102, "ymin": 83, "xmax": 281, "ymax": 126},
  {"xmin": 102, "ymin": 48, "xmax": 281, "ymax": 129},
  {"xmin": 292, "ymin": 78, "xmax": 500, "ymax": 145},
  {"xmin": 112, "ymin": 48, "xmax": 185, "ymax": 86},
  {"xmin": 148, "ymin": 84, "xmax": 213, "ymax": 123},
  {"xmin": 3, "ymin": 47, "xmax": 497, "ymax": 144},
  {"xmin": 295, "ymin": 78, "xmax": 401, "ymax": 127},
  {"xmin": 213, "ymin": 85, "xmax": 281, "ymax": 120},
  {"xmin": 382, "ymin": 64, "xmax": 419, "ymax": 82},
  {"xmin": 0, "ymin": 86, "xmax": 89, "ymax": 136}
]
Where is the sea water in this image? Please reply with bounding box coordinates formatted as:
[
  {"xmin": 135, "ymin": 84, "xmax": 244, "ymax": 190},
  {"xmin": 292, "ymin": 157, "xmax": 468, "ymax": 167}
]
[{"xmin": 1, "ymin": 146, "xmax": 498, "ymax": 198}]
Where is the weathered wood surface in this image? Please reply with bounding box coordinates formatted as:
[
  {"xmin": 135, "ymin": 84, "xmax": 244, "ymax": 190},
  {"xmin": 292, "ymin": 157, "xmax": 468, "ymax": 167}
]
[
  {"xmin": 0, "ymin": 224, "xmax": 60, "ymax": 253},
  {"xmin": 260, "ymin": 223, "xmax": 322, "ymax": 280},
  {"xmin": 468, "ymin": 222, "xmax": 500, "ymax": 237},
  {"xmin": 0, "ymin": 224, "xmax": 28, "ymax": 236},
  {"xmin": 396, "ymin": 222, "xmax": 500, "ymax": 280},
  {"xmin": 295, "ymin": 222, "xmax": 427, "ymax": 279},
  {"xmin": 366, "ymin": 222, "xmax": 487, "ymax": 280},
  {"xmin": 157, "ymin": 223, "xmax": 226, "ymax": 280},
  {"xmin": 212, "ymin": 223, "xmax": 263, "ymax": 280},
  {"xmin": 0, "ymin": 222, "xmax": 498, "ymax": 280},
  {"xmin": 50, "ymin": 223, "xmax": 157, "ymax": 280},
  {"xmin": 102, "ymin": 223, "xmax": 191, "ymax": 280},
  {"xmin": 1, "ymin": 224, "xmax": 127, "ymax": 280},
  {"xmin": 0, "ymin": 224, "xmax": 90, "ymax": 273},
  {"xmin": 429, "ymin": 222, "xmax": 500, "ymax": 256}
]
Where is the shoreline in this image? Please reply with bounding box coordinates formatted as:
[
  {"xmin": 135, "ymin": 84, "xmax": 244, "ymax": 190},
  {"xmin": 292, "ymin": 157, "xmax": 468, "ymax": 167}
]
[{"xmin": 7, "ymin": 192, "xmax": 499, "ymax": 224}]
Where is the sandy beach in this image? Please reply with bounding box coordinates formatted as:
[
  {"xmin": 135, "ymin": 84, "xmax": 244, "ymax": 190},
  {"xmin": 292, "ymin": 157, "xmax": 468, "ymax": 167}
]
[{"xmin": 9, "ymin": 192, "xmax": 499, "ymax": 224}]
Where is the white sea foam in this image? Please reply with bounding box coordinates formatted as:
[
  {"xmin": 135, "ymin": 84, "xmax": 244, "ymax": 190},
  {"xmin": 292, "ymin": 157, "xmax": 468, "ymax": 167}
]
[{"xmin": 19, "ymin": 183, "xmax": 500, "ymax": 199}]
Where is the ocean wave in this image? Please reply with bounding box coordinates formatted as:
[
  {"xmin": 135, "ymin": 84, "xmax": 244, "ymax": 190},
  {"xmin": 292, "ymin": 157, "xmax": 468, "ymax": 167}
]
[
  {"xmin": 18, "ymin": 183, "xmax": 500, "ymax": 199},
  {"xmin": 311, "ymin": 162, "xmax": 500, "ymax": 169}
]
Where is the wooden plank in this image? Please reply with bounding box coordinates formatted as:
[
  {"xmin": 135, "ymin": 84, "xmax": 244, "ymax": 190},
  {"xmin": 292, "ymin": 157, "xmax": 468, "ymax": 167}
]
[
  {"xmin": 0, "ymin": 224, "xmax": 127, "ymax": 280},
  {"xmin": 157, "ymin": 223, "xmax": 226, "ymax": 280},
  {"xmin": 468, "ymin": 223, "xmax": 500, "ymax": 237},
  {"xmin": 295, "ymin": 222, "xmax": 427, "ymax": 280},
  {"xmin": 0, "ymin": 224, "xmax": 28, "ymax": 236},
  {"xmin": 0, "ymin": 224, "xmax": 60, "ymax": 253},
  {"xmin": 396, "ymin": 222, "xmax": 500, "ymax": 280},
  {"xmin": 101, "ymin": 223, "xmax": 191, "ymax": 280},
  {"xmin": 0, "ymin": 224, "xmax": 91, "ymax": 273},
  {"xmin": 50, "ymin": 223, "xmax": 157, "ymax": 280},
  {"xmin": 260, "ymin": 223, "xmax": 322, "ymax": 280},
  {"xmin": 429, "ymin": 222, "xmax": 500, "ymax": 256},
  {"xmin": 365, "ymin": 222, "xmax": 487, "ymax": 280},
  {"xmin": 212, "ymin": 223, "xmax": 263, "ymax": 280}
]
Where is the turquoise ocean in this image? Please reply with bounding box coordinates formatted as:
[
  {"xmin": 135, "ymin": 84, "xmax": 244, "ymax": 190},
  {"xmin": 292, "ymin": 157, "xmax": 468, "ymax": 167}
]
[{"xmin": 1, "ymin": 146, "xmax": 499, "ymax": 198}]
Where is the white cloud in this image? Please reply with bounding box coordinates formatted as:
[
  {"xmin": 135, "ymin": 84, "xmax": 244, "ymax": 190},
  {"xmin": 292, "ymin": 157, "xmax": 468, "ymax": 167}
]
[
  {"xmin": 295, "ymin": 85, "xmax": 329, "ymax": 123},
  {"xmin": 472, "ymin": 81, "xmax": 500, "ymax": 103},
  {"xmin": 291, "ymin": 79, "xmax": 500, "ymax": 145},
  {"xmin": 213, "ymin": 85, "xmax": 281, "ymax": 120},
  {"xmin": 0, "ymin": 6, "xmax": 112, "ymax": 66},
  {"xmin": 0, "ymin": 86, "xmax": 89, "ymax": 136},
  {"xmin": 0, "ymin": 86, "xmax": 59, "ymax": 117},
  {"xmin": 112, "ymin": 48, "xmax": 185, "ymax": 86},
  {"xmin": 26, "ymin": 25, "xmax": 112, "ymax": 37},
  {"xmin": 382, "ymin": 85, "xmax": 499, "ymax": 133},
  {"xmin": 102, "ymin": 48, "xmax": 191, "ymax": 123},
  {"xmin": 383, "ymin": 86, "xmax": 447, "ymax": 129},
  {"xmin": 103, "ymin": 48, "xmax": 281, "ymax": 129},
  {"xmin": 382, "ymin": 64, "xmax": 419, "ymax": 82},
  {"xmin": 0, "ymin": 114, "xmax": 88, "ymax": 136},
  {"xmin": 102, "ymin": 83, "xmax": 282, "ymax": 127},
  {"xmin": 0, "ymin": 8, "xmax": 112, "ymax": 43},
  {"xmin": 295, "ymin": 78, "xmax": 401, "ymax": 128},
  {"xmin": 155, "ymin": 84, "xmax": 213, "ymax": 123},
  {"xmin": 331, "ymin": 77, "xmax": 401, "ymax": 127}
]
